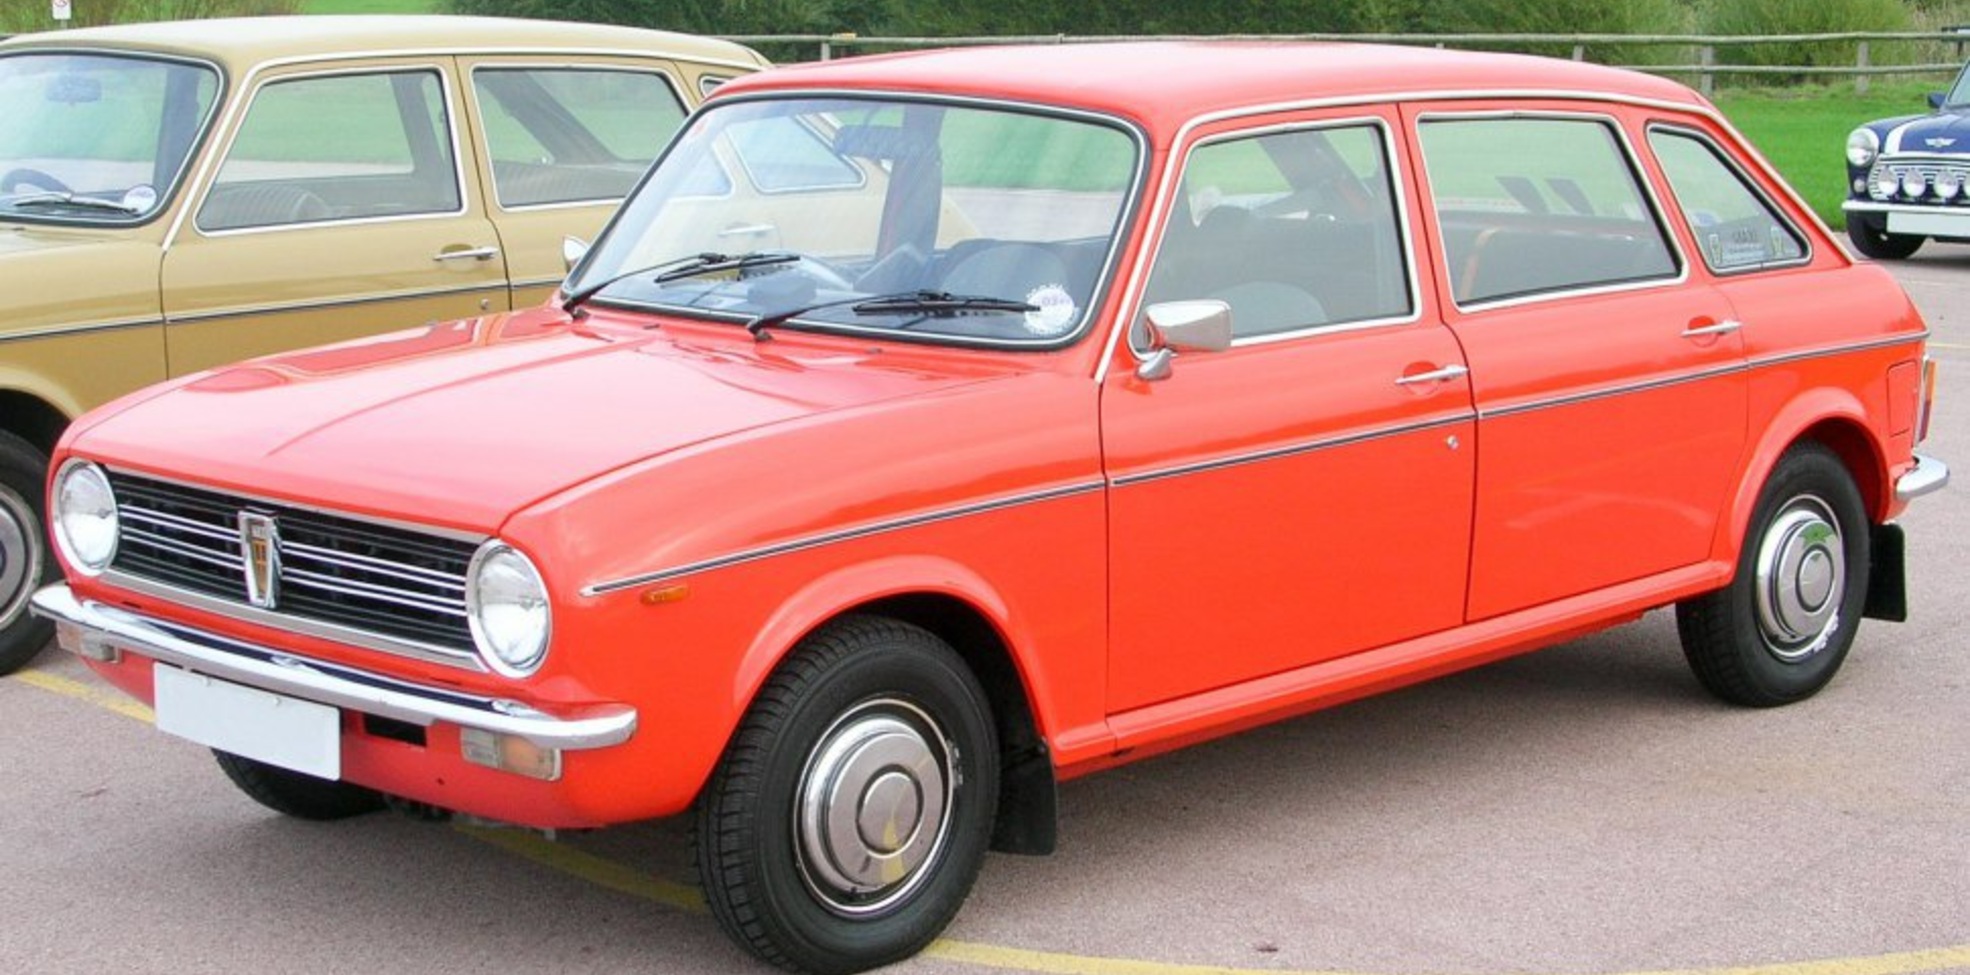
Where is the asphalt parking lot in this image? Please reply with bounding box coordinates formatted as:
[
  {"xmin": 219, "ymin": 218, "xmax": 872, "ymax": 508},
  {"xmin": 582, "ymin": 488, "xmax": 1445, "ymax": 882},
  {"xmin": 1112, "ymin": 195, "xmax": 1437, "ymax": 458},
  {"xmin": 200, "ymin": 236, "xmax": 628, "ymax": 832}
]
[{"xmin": 4, "ymin": 256, "xmax": 1967, "ymax": 975}]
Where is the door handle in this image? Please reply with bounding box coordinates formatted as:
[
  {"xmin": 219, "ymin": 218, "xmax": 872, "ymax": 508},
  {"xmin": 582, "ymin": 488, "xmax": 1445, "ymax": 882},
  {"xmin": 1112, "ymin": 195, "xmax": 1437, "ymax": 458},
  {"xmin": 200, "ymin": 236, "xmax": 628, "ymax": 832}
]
[
  {"xmin": 434, "ymin": 245, "xmax": 500, "ymax": 262},
  {"xmin": 1681, "ymin": 319, "xmax": 1742, "ymax": 339},
  {"xmin": 1395, "ymin": 363, "xmax": 1470, "ymax": 386}
]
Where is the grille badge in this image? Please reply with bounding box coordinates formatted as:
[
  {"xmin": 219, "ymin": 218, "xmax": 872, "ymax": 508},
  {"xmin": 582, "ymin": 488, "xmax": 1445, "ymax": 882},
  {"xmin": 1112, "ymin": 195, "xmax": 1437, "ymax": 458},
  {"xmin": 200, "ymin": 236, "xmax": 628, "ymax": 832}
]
[{"xmin": 239, "ymin": 511, "xmax": 281, "ymax": 609}]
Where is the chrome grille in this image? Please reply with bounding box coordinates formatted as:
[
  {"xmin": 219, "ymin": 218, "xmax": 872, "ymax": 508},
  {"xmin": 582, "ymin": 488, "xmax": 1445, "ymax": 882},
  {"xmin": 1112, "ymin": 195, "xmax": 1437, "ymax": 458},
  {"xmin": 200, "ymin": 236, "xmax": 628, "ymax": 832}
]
[
  {"xmin": 107, "ymin": 472, "xmax": 480, "ymax": 656},
  {"xmin": 1866, "ymin": 156, "xmax": 1970, "ymax": 203}
]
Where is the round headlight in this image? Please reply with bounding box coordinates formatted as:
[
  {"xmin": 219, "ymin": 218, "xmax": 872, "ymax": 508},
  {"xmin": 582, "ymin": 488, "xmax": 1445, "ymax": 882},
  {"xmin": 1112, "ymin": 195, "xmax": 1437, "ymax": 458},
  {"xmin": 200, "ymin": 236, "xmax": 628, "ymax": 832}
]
[
  {"xmin": 1937, "ymin": 172, "xmax": 1963, "ymax": 200},
  {"xmin": 1847, "ymin": 127, "xmax": 1880, "ymax": 169},
  {"xmin": 52, "ymin": 460, "xmax": 118, "ymax": 575},
  {"xmin": 466, "ymin": 541, "xmax": 551, "ymax": 677},
  {"xmin": 1874, "ymin": 174, "xmax": 1899, "ymax": 200},
  {"xmin": 1903, "ymin": 171, "xmax": 1930, "ymax": 199}
]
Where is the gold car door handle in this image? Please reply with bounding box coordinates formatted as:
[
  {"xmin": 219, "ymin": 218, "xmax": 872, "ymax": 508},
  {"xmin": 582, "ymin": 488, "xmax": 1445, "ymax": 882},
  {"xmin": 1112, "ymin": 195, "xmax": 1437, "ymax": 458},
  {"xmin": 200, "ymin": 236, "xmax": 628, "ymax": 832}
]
[
  {"xmin": 1681, "ymin": 319, "xmax": 1742, "ymax": 339},
  {"xmin": 434, "ymin": 245, "xmax": 501, "ymax": 262},
  {"xmin": 1395, "ymin": 363, "xmax": 1470, "ymax": 386}
]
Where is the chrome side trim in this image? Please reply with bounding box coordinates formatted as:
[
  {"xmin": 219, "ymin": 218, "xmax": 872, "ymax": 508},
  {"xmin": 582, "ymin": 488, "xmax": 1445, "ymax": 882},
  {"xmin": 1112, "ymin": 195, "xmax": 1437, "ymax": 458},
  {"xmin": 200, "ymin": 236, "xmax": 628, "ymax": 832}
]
[
  {"xmin": 582, "ymin": 481, "xmax": 1105, "ymax": 596},
  {"xmin": 1748, "ymin": 332, "xmax": 1929, "ymax": 370},
  {"xmin": 1479, "ymin": 363, "xmax": 1747, "ymax": 420},
  {"xmin": 1896, "ymin": 453, "xmax": 1950, "ymax": 504},
  {"xmin": 162, "ymin": 280, "xmax": 503, "ymax": 326},
  {"xmin": 1111, "ymin": 413, "xmax": 1471, "ymax": 488},
  {"xmin": 0, "ymin": 317, "xmax": 165, "ymax": 345},
  {"xmin": 100, "ymin": 569, "xmax": 484, "ymax": 672},
  {"xmin": 31, "ymin": 585, "xmax": 632, "ymax": 749}
]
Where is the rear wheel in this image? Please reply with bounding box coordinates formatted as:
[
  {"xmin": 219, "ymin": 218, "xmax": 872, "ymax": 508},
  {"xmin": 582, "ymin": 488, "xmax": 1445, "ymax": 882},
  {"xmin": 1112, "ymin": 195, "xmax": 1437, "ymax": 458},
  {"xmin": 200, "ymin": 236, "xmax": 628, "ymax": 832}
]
[
  {"xmin": 696, "ymin": 616, "xmax": 999, "ymax": 975},
  {"xmin": 0, "ymin": 430, "xmax": 54, "ymax": 676},
  {"xmin": 1846, "ymin": 216, "xmax": 1924, "ymax": 260},
  {"xmin": 213, "ymin": 750, "xmax": 385, "ymax": 821},
  {"xmin": 1676, "ymin": 444, "xmax": 1870, "ymax": 707}
]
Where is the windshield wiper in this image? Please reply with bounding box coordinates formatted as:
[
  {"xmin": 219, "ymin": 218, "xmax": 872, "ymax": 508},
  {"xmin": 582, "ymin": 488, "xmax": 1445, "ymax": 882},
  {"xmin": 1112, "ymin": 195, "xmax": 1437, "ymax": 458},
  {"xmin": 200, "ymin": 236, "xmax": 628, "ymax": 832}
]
[
  {"xmin": 4, "ymin": 192, "xmax": 142, "ymax": 215},
  {"xmin": 745, "ymin": 289, "xmax": 1039, "ymax": 339},
  {"xmin": 561, "ymin": 251, "xmax": 802, "ymax": 317}
]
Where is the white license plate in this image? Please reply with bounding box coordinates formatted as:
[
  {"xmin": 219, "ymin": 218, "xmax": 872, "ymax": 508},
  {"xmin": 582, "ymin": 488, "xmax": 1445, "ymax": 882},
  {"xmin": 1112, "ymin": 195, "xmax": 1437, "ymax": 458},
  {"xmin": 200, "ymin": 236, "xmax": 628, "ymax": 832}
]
[
  {"xmin": 153, "ymin": 665, "xmax": 341, "ymax": 780},
  {"xmin": 1886, "ymin": 210, "xmax": 1970, "ymax": 238}
]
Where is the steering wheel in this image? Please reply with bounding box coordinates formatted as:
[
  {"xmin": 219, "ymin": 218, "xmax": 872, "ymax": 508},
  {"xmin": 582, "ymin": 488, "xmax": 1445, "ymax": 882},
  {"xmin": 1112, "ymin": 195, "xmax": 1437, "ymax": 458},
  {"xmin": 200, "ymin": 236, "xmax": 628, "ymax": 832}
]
[{"xmin": 0, "ymin": 168, "xmax": 73, "ymax": 196}]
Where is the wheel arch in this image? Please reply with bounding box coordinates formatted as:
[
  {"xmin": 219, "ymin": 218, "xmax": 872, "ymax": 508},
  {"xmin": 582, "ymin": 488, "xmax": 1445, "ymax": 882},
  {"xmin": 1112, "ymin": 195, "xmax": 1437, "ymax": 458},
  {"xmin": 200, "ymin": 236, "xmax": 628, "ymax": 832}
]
[
  {"xmin": 728, "ymin": 557, "xmax": 1059, "ymax": 855},
  {"xmin": 0, "ymin": 387, "xmax": 72, "ymax": 457},
  {"xmin": 1721, "ymin": 391, "xmax": 1888, "ymax": 565}
]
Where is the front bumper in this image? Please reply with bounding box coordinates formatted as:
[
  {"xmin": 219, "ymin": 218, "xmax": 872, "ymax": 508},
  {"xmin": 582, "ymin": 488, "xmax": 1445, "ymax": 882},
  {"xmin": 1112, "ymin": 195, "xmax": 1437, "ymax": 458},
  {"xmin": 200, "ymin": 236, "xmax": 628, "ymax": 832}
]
[
  {"xmin": 1843, "ymin": 200, "xmax": 1970, "ymax": 238},
  {"xmin": 29, "ymin": 584, "xmax": 636, "ymax": 750},
  {"xmin": 1897, "ymin": 453, "xmax": 1950, "ymax": 505}
]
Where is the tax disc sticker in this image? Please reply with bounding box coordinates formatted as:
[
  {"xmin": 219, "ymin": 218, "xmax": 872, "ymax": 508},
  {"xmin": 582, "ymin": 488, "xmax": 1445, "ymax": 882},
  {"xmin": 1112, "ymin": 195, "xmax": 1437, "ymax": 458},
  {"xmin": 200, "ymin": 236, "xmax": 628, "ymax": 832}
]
[
  {"xmin": 1023, "ymin": 284, "xmax": 1077, "ymax": 336},
  {"xmin": 120, "ymin": 185, "xmax": 158, "ymax": 213}
]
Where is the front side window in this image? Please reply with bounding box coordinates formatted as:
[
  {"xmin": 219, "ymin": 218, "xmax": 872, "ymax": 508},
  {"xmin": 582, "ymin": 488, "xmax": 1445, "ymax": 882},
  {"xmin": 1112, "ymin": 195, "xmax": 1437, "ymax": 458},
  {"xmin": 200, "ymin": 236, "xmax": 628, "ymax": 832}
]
[
  {"xmin": 200, "ymin": 70, "xmax": 459, "ymax": 232},
  {"xmin": 1649, "ymin": 129, "xmax": 1806, "ymax": 273},
  {"xmin": 474, "ymin": 68, "xmax": 686, "ymax": 208},
  {"xmin": 567, "ymin": 96, "xmax": 1142, "ymax": 347},
  {"xmin": 1142, "ymin": 122, "xmax": 1412, "ymax": 340},
  {"xmin": 0, "ymin": 52, "xmax": 220, "ymax": 223},
  {"xmin": 1418, "ymin": 116, "xmax": 1678, "ymax": 306}
]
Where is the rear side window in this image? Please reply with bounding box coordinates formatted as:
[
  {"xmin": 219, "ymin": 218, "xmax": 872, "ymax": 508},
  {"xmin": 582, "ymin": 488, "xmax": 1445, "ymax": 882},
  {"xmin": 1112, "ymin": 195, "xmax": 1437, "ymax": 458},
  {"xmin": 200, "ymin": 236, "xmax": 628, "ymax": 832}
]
[
  {"xmin": 474, "ymin": 68, "xmax": 687, "ymax": 208},
  {"xmin": 1648, "ymin": 128, "xmax": 1806, "ymax": 272},
  {"xmin": 1418, "ymin": 116, "xmax": 1678, "ymax": 305}
]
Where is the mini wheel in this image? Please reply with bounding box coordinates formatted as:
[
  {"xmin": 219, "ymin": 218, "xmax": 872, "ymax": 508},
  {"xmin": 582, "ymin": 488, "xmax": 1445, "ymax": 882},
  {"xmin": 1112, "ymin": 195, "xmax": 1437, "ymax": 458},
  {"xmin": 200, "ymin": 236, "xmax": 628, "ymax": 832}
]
[
  {"xmin": 696, "ymin": 616, "xmax": 998, "ymax": 975},
  {"xmin": 1676, "ymin": 443, "xmax": 1871, "ymax": 707},
  {"xmin": 1845, "ymin": 216, "xmax": 1923, "ymax": 260}
]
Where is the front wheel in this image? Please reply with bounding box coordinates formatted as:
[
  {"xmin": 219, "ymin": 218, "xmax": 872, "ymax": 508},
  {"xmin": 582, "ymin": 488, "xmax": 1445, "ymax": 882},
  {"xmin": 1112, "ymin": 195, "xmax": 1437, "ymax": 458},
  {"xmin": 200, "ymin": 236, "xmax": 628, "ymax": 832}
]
[
  {"xmin": 0, "ymin": 430, "xmax": 55, "ymax": 676},
  {"xmin": 1846, "ymin": 216, "xmax": 1924, "ymax": 260},
  {"xmin": 696, "ymin": 616, "xmax": 999, "ymax": 975},
  {"xmin": 1676, "ymin": 444, "xmax": 1870, "ymax": 707}
]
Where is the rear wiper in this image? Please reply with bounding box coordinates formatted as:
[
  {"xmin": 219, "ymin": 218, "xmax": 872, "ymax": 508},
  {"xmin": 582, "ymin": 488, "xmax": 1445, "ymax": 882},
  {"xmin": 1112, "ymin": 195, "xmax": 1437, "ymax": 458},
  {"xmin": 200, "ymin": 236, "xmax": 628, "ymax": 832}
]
[
  {"xmin": 745, "ymin": 289, "xmax": 1038, "ymax": 339},
  {"xmin": 561, "ymin": 250, "xmax": 802, "ymax": 316},
  {"xmin": 4, "ymin": 192, "xmax": 142, "ymax": 215}
]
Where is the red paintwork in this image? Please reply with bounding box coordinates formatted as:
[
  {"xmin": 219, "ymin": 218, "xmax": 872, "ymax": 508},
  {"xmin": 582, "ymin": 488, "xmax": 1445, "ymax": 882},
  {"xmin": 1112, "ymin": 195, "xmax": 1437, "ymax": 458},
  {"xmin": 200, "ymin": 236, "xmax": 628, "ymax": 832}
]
[{"xmin": 55, "ymin": 43, "xmax": 1931, "ymax": 829}]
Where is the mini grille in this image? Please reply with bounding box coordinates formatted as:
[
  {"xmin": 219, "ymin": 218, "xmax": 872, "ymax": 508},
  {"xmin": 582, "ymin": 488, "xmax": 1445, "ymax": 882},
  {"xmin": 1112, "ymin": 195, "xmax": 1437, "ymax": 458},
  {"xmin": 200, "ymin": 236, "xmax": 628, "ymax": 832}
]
[
  {"xmin": 107, "ymin": 472, "xmax": 480, "ymax": 655},
  {"xmin": 1867, "ymin": 157, "xmax": 1970, "ymax": 203}
]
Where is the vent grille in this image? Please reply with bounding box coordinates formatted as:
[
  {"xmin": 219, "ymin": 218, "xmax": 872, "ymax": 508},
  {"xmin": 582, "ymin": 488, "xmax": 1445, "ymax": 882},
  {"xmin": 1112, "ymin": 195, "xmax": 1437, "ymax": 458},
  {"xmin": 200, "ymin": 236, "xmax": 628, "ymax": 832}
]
[
  {"xmin": 1867, "ymin": 156, "xmax": 1970, "ymax": 204},
  {"xmin": 107, "ymin": 472, "xmax": 480, "ymax": 657}
]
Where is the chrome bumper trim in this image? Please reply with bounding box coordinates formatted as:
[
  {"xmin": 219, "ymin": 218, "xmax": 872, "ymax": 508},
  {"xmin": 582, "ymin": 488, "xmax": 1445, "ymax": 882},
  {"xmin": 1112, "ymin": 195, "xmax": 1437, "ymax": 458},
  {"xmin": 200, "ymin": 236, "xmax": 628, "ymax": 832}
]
[
  {"xmin": 29, "ymin": 584, "xmax": 635, "ymax": 750},
  {"xmin": 1897, "ymin": 453, "xmax": 1950, "ymax": 504}
]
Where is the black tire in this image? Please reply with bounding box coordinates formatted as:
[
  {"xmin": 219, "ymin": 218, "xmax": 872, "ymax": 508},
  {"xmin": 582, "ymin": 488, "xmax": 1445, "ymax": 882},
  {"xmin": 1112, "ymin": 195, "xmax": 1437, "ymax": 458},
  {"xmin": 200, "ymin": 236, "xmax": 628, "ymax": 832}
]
[
  {"xmin": 696, "ymin": 616, "xmax": 999, "ymax": 975},
  {"xmin": 1676, "ymin": 443, "xmax": 1871, "ymax": 707},
  {"xmin": 1846, "ymin": 216, "xmax": 1924, "ymax": 260},
  {"xmin": 0, "ymin": 430, "xmax": 55, "ymax": 676},
  {"xmin": 213, "ymin": 750, "xmax": 385, "ymax": 821}
]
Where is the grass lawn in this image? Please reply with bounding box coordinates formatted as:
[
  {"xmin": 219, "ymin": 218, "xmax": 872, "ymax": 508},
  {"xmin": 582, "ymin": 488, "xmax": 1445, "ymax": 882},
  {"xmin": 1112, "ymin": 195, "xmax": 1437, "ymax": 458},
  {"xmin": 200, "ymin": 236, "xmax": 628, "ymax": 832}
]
[
  {"xmin": 300, "ymin": 0, "xmax": 440, "ymax": 12},
  {"xmin": 1711, "ymin": 78, "xmax": 1953, "ymax": 230}
]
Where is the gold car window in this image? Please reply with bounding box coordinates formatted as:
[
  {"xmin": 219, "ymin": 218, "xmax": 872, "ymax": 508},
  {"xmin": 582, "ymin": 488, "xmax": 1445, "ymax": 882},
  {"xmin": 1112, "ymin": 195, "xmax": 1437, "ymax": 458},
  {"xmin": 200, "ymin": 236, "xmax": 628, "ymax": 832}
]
[
  {"xmin": 200, "ymin": 70, "xmax": 460, "ymax": 232},
  {"xmin": 474, "ymin": 68, "xmax": 687, "ymax": 209}
]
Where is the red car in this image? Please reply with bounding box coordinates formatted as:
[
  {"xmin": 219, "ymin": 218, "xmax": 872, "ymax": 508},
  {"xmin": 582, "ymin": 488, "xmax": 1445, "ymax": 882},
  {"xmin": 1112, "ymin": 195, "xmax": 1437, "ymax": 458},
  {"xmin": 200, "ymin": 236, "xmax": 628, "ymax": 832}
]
[{"xmin": 33, "ymin": 42, "xmax": 1948, "ymax": 974}]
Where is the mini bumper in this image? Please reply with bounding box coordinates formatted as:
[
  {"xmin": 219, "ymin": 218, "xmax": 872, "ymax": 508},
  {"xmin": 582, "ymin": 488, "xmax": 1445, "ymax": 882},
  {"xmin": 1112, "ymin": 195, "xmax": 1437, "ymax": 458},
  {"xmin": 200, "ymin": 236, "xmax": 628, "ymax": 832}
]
[
  {"xmin": 29, "ymin": 584, "xmax": 636, "ymax": 750},
  {"xmin": 1843, "ymin": 201, "xmax": 1970, "ymax": 238},
  {"xmin": 1897, "ymin": 453, "xmax": 1950, "ymax": 505}
]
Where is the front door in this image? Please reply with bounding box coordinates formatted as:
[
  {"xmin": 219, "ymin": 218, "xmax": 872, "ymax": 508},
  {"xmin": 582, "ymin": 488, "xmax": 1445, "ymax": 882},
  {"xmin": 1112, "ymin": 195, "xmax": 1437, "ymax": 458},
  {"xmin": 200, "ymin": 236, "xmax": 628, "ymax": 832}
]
[
  {"xmin": 161, "ymin": 60, "xmax": 508, "ymax": 375},
  {"xmin": 1102, "ymin": 114, "xmax": 1476, "ymax": 715}
]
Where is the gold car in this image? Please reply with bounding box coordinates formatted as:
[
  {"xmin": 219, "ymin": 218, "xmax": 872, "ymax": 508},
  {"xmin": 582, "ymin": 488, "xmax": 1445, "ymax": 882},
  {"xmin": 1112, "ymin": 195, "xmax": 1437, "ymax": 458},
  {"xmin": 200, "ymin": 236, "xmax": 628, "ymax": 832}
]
[{"xmin": 0, "ymin": 16, "xmax": 766, "ymax": 673}]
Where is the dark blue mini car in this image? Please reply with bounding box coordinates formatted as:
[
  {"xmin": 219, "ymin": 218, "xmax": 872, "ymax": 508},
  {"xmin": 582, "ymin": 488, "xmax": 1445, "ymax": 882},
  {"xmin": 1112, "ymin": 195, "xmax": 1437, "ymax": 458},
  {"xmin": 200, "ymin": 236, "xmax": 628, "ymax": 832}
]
[{"xmin": 1845, "ymin": 69, "xmax": 1970, "ymax": 259}]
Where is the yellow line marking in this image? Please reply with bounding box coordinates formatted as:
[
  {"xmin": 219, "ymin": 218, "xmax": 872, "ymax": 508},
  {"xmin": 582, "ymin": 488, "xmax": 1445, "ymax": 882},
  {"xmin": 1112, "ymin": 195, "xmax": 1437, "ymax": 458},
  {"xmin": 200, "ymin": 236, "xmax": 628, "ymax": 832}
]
[
  {"xmin": 8, "ymin": 668, "xmax": 155, "ymax": 723},
  {"xmin": 17, "ymin": 668, "xmax": 1970, "ymax": 975}
]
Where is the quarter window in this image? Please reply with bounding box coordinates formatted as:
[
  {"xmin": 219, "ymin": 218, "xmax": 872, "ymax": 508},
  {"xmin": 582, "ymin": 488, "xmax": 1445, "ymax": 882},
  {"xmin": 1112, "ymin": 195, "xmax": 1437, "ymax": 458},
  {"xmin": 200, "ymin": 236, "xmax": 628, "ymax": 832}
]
[
  {"xmin": 1648, "ymin": 129, "xmax": 1805, "ymax": 272},
  {"xmin": 474, "ymin": 68, "xmax": 687, "ymax": 208},
  {"xmin": 200, "ymin": 71, "xmax": 459, "ymax": 232},
  {"xmin": 1418, "ymin": 117, "xmax": 1677, "ymax": 305},
  {"xmin": 1142, "ymin": 123, "xmax": 1413, "ymax": 340}
]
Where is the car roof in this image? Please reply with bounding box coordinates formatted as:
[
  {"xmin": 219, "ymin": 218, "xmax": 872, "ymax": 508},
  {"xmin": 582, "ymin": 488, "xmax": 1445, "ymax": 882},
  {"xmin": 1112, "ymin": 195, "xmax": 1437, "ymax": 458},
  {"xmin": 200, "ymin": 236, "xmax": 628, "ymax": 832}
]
[
  {"xmin": 0, "ymin": 14, "xmax": 768, "ymax": 72},
  {"xmin": 719, "ymin": 41, "xmax": 1709, "ymax": 137}
]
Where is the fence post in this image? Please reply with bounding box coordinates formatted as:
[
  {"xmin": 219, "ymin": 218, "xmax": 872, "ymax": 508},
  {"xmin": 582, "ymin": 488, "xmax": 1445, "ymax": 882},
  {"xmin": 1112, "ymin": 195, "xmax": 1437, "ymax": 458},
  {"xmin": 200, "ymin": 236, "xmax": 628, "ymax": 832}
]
[
  {"xmin": 1572, "ymin": 44, "xmax": 1585, "ymax": 61},
  {"xmin": 820, "ymin": 39, "xmax": 831, "ymax": 61},
  {"xmin": 1856, "ymin": 40, "xmax": 1870, "ymax": 95},
  {"xmin": 1699, "ymin": 44, "xmax": 1714, "ymax": 97}
]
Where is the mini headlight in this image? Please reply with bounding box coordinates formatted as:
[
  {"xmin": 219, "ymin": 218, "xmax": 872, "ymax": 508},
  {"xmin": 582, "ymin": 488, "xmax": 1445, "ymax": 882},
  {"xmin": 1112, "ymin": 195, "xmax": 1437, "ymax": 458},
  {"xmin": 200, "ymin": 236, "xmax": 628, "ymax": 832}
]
[
  {"xmin": 466, "ymin": 541, "xmax": 551, "ymax": 677},
  {"xmin": 52, "ymin": 460, "xmax": 118, "ymax": 575},
  {"xmin": 1847, "ymin": 127, "xmax": 1880, "ymax": 169}
]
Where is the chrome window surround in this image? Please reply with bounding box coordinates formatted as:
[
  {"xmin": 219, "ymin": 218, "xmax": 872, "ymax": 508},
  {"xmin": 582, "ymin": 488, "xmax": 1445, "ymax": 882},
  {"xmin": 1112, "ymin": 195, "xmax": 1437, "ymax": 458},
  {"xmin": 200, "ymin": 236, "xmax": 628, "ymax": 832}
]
[
  {"xmin": 1126, "ymin": 114, "xmax": 1424, "ymax": 357},
  {"xmin": 0, "ymin": 48, "xmax": 227, "ymax": 230},
  {"xmin": 465, "ymin": 62, "xmax": 690, "ymax": 213},
  {"xmin": 1413, "ymin": 108, "xmax": 1688, "ymax": 313},
  {"xmin": 192, "ymin": 64, "xmax": 471, "ymax": 237},
  {"xmin": 1645, "ymin": 122, "xmax": 1812, "ymax": 276}
]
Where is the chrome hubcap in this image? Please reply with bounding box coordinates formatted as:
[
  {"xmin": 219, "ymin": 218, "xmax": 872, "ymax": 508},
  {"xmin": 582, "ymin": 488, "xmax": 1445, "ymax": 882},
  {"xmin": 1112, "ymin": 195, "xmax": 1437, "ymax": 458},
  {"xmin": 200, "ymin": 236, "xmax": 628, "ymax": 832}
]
[
  {"xmin": 795, "ymin": 699, "xmax": 954, "ymax": 916},
  {"xmin": 0, "ymin": 487, "xmax": 37, "ymax": 630},
  {"xmin": 1754, "ymin": 496, "xmax": 1846, "ymax": 662}
]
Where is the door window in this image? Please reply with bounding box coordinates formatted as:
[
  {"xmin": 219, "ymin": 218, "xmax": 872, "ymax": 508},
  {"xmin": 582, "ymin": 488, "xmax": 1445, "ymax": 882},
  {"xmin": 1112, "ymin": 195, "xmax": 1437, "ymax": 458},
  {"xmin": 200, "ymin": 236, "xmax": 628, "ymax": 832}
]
[
  {"xmin": 1142, "ymin": 122, "xmax": 1412, "ymax": 340},
  {"xmin": 199, "ymin": 70, "xmax": 459, "ymax": 232},
  {"xmin": 1417, "ymin": 116, "xmax": 1678, "ymax": 305},
  {"xmin": 474, "ymin": 68, "xmax": 686, "ymax": 208},
  {"xmin": 1648, "ymin": 128, "xmax": 1807, "ymax": 272}
]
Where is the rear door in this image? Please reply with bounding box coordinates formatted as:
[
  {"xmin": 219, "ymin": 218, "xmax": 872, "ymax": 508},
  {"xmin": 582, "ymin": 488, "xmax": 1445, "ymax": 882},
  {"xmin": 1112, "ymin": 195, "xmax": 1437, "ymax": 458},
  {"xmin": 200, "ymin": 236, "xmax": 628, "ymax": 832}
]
[{"xmin": 161, "ymin": 58, "xmax": 508, "ymax": 375}]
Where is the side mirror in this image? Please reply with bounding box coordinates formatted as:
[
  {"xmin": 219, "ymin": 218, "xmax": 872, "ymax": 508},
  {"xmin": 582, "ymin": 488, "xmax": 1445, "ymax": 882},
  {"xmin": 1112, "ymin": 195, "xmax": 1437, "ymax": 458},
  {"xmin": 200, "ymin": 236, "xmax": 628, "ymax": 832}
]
[
  {"xmin": 1930, "ymin": 92, "xmax": 1947, "ymax": 110},
  {"xmin": 562, "ymin": 236, "xmax": 589, "ymax": 272},
  {"xmin": 1135, "ymin": 299, "xmax": 1232, "ymax": 382}
]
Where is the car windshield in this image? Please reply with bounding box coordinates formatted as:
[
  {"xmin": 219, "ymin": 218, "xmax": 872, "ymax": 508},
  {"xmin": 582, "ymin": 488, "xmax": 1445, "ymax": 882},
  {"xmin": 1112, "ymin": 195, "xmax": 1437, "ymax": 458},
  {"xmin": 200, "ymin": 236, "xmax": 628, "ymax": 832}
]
[
  {"xmin": 0, "ymin": 52, "xmax": 221, "ymax": 223},
  {"xmin": 568, "ymin": 96, "xmax": 1141, "ymax": 346}
]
